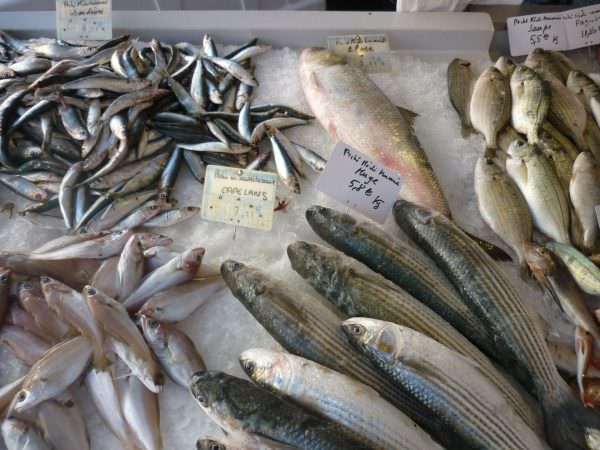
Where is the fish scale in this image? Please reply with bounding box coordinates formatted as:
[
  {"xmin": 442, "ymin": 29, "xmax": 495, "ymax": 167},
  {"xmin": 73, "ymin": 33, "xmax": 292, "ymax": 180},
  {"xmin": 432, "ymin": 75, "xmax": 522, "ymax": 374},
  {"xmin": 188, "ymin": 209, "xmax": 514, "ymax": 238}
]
[{"xmin": 393, "ymin": 200, "xmax": 600, "ymax": 450}]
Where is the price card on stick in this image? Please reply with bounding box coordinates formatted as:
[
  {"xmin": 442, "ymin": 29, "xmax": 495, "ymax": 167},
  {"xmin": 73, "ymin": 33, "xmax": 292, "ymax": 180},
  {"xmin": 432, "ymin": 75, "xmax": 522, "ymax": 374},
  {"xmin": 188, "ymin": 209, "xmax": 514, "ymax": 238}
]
[
  {"xmin": 56, "ymin": 0, "xmax": 112, "ymax": 42},
  {"xmin": 201, "ymin": 165, "xmax": 277, "ymax": 231},
  {"xmin": 507, "ymin": 12, "xmax": 568, "ymax": 56},
  {"xmin": 316, "ymin": 142, "xmax": 402, "ymax": 224},
  {"xmin": 327, "ymin": 33, "xmax": 391, "ymax": 73}
]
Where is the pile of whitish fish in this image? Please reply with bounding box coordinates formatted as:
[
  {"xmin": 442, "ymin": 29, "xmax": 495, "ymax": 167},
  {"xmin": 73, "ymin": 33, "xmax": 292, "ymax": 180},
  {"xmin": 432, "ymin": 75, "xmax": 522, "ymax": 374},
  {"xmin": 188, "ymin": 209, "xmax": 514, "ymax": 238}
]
[
  {"xmin": 448, "ymin": 48, "xmax": 600, "ymax": 413},
  {"xmin": 0, "ymin": 229, "xmax": 225, "ymax": 450},
  {"xmin": 0, "ymin": 31, "xmax": 325, "ymax": 231},
  {"xmin": 198, "ymin": 202, "xmax": 599, "ymax": 450}
]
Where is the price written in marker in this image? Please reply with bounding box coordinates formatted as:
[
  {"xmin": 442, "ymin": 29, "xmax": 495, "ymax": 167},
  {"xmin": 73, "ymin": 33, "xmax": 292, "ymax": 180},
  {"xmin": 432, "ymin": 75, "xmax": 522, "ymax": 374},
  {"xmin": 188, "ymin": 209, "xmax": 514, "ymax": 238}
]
[
  {"xmin": 507, "ymin": 5, "xmax": 600, "ymax": 56},
  {"xmin": 56, "ymin": 0, "xmax": 112, "ymax": 42},
  {"xmin": 316, "ymin": 142, "xmax": 402, "ymax": 224},
  {"xmin": 201, "ymin": 165, "xmax": 277, "ymax": 231},
  {"xmin": 327, "ymin": 33, "xmax": 391, "ymax": 73}
]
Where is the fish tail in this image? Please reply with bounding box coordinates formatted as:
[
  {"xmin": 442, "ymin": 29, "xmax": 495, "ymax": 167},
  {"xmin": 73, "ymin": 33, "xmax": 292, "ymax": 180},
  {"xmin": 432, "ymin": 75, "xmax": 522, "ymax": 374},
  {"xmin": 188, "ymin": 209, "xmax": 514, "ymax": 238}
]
[{"xmin": 542, "ymin": 385, "xmax": 600, "ymax": 450}]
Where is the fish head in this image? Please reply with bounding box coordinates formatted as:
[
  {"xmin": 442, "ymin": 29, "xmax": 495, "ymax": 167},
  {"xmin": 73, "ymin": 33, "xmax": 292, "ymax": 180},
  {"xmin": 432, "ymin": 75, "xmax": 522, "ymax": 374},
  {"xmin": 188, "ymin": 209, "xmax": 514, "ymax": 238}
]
[
  {"xmin": 305, "ymin": 205, "xmax": 357, "ymax": 240},
  {"xmin": 0, "ymin": 266, "xmax": 9, "ymax": 287},
  {"xmin": 84, "ymin": 285, "xmax": 125, "ymax": 316},
  {"xmin": 38, "ymin": 275, "xmax": 69, "ymax": 299},
  {"xmin": 495, "ymin": 56, "xmax": 515, "ymax": 76},
  {"xmin": 506, "ymin": 138, "xmax": 533, "ymax": 159},
  {"xmin": 196, "ymin": 437, "xmax": 227, "ymax": 450},
  {"xmin": 0, "ymin": 418, "xmax": 29, "ymax": 443},
  {"xmin": 566, "ymin": 70, "xmax": 588, "ymax": 92},
  {"xmin": 299, "ymin": 47, "xmax": 345, "ymax": 71},
  {"xmin": 137, "ymin": 232, "xmax": 173, "ymax": 249},
  {"xmin": 12, "ymin": 386, "xmax": 41, "ymax": 412},
  {"xmin": 511, "ymin": 64, "xmax": 537, "ymax": 84},
  {"xmin": 220, "ymin": 260, "xmax": 270, "ymax": 307},
  {"xmin": 573, "ymin": 151, "xmax": 597, "ymax": 174},
  {"xmin": 523, "ymin": 241, "xmax": 555, "ymax": 286},
  {"xmin": 239, "ymin": 348, "xmax": 290, "ymax": 391},
  {"xmin": 182, "ymin": 247, "xmax": 206, "ymax": 274},
  {"xmin": 287, "ymin": 241, "xmax": 342, "ymax": 288},
  {"xmin": 190, "ymin": 370, "xmax": 227, "ymax": 410},
  {"xmin": 392, "ymin": 199, "xmax": 445, "ymax": 243},
  {"xmin": 342, "ymin": 317, "xmax": 383, "ymax": 349},
  {"xmin": 139, "ymin": 314, "xmax": 167, "ymax": 346}
]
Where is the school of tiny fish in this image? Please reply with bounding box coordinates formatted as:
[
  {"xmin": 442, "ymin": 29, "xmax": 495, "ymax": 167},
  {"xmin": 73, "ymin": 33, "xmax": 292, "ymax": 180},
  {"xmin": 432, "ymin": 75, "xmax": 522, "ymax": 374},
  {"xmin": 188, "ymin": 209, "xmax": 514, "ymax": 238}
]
[{"xmin": 1, "ymin": 29, "xmax": 600, "ymax": 450}]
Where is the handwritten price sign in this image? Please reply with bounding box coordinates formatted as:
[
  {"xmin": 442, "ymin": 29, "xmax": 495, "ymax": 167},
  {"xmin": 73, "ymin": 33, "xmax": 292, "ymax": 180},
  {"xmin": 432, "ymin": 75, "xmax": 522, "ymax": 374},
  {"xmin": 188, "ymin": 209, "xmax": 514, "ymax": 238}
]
[
  {"xmin": 327, "ymin": 34, "xmax": 390, "ymax": 73},
  {"xmin": 56, "ymin": 0, "xmax": 112, "ymax": 42},
  {"xmin": 316, "ymin": 142, "xmax": 402, "ymax": 224},
  {"xmin": 508, "ymin": 5, "xmax": 600, "ymax": 56},
  {"xmin": 201, "ymin": 165, "xmax": 277, "ymax": 231}
]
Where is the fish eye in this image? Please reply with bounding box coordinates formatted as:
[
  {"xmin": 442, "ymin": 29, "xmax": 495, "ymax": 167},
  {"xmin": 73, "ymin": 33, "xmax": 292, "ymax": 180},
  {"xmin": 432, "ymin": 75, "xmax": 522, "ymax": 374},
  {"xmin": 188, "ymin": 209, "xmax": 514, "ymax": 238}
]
[
  {"xmin": 211, "ymin": 444, "xmax": 224, "ymax": 450},
  {"xmin": 149, "ymin": 319, "xmax": 160, "ymax": 329},
  {"xmin": 40, "ymin": 276, "xmax": 51, "ymax": 284},
  {"xmin": 0, "ymin": 274, "xmax": 8, "ymax": 283},
  {"xmin": 196, "ymin": 393, "xmax": 208, "ymax": 407},
  {"xmin": 242, "ymin": 360, "xmax": 255, "ymax": 374},
  {"xmin": 16, "ymin": 390, "xmax": 27, "ymax": 403},
  {"xmin": 347, "ymin": 323, "xmax": 365, "ymax": 337},
  {"xmin": 86, "ymin": 287, "xmax": 97, "ymax": 296}
]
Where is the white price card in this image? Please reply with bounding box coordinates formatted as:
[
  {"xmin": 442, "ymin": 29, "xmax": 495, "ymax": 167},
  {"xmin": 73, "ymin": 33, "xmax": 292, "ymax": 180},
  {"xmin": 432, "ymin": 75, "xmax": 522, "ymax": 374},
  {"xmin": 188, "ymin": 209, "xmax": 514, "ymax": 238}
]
[
  {"xmin": 56, "ymin": 0, "xmax": 112, "ymax": 42},
  {"xmin": 201, "ymin": 165, "xmax": 277, "ymax": 231},
  {"xmin": 563, "ymin": 5, "xmax": 600, "ymax": 50},
  {"xmin": 508, "ymin": 5, "xmax": 600, "ymax": 56},
  {"xmin": 316, "ymin": 142, "xmax": 402, "ymax": 224},
  {"xmin": 327, "ymin": 34, "xmax": 391, "ymax": 73},
  {"xmin": 507, "ymin": 12, "xmax": 568, "ymax": 56}
]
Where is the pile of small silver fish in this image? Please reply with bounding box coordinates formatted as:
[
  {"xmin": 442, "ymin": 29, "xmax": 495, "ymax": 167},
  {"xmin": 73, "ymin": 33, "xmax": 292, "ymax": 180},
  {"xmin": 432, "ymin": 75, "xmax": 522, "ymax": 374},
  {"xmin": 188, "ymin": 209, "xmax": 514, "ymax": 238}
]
[
  {"xmin": 0, "ymin": 229, "xmax": 225, "ymax": 450},
  {"xmin": 205, "ymin": 204, "xmax": 600, "ymax": 450},
  {"xmin": 0, "ymin": 31, "xmax": 325, "ymax": 231},
  {"xmin": 448, "ymin": 48, "xmax": 600, "ymax": 412}
]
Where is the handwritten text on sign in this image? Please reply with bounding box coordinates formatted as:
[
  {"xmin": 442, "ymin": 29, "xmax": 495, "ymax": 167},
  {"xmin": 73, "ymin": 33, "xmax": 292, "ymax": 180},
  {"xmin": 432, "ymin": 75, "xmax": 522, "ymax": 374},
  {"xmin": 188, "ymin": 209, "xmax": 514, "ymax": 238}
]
[
  {"xmin": 327, "ymin": 34, "xmax": 390, "ymax": 73},
  {"xmin": 316, "ymin": 142, "xmax": 402, "ymax": 224},
  {"xmin": 508, "ymin": 5, "xmax": 600, "ymax": 56},
  {"xmin": 56, "ymin": 0, "xmax": 112, "ymax": 42},
  {"xmin": 201, "ymin": 165, "xmax": 277, "ymax": 231}
]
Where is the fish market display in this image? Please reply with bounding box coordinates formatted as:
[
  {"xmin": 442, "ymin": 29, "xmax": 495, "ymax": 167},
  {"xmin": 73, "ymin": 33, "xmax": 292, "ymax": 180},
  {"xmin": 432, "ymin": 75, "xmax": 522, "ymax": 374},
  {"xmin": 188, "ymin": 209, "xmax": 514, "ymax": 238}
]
[
  {"xmin": 1, "ymin": 24, "xmax": 600, "ymax": 450},
  {"xmin": 0, "ymin": 31, "xmax": 323, "ymax": 232}
]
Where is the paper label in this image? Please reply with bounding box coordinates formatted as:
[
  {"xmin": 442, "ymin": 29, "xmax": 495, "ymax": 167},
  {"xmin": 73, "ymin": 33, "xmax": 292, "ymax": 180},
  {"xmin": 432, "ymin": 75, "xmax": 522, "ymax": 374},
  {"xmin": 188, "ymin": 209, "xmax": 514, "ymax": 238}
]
[
  {"xmin": 508, "ymin": 5, "xmax": 600, "ymax": 56},
  {"xmin": 201, "ymin": 165, "xmax": 277, "ymax": 231},
  {"xmin": 563, "ymin": 6, "xmax": 600, "ymax": 49},
  {"xmin": 327, "ymin": 33, "xmax": 390, "ymax": 73},
  {"xmin": 56, "ymin": 0, "xmax": 112, "ymax": 42},
  {"xmin": 316, "ymin": 142, "xmax": 402, "ymax": 224}
]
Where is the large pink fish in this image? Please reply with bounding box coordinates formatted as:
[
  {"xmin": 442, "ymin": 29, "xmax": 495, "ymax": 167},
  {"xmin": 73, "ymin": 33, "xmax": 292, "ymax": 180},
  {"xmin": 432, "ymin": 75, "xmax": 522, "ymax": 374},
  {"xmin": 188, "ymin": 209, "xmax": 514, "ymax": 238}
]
[{"xmin": 299, "ymin": 48, "xmax": 450, "ymax": 216}]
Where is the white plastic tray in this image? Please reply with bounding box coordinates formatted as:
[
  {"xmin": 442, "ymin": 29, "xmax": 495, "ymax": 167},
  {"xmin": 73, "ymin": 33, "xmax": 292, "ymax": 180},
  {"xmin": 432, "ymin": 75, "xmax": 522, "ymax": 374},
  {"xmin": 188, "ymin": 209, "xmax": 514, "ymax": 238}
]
[{"xmin": 0, "ymin": 10, "xmax": 493, "ymax": 57}]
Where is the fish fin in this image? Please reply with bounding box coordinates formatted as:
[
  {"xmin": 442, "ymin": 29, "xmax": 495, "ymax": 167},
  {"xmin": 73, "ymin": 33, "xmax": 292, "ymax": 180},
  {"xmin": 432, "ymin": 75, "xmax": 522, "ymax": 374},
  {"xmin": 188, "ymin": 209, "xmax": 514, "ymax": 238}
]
[
  {"xmin": 460, "ymin": 124, "xmax": 475, "ymax": 138},
  {"xmin": 463, "ymin": 230, "xmax": 513, "ymax": 261},
  {"xmin": 396, "ymin": 105, "xmax": 419, "ymax": 127},
  {"xmin": 575, "ymin": 327, "xmax": 592, "ymax": 404}
]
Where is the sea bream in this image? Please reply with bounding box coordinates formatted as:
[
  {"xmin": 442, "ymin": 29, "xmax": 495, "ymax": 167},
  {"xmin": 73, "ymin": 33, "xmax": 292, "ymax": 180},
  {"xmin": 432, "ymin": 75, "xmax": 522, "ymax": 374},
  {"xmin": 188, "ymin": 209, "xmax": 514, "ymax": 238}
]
[{"xmin": 299, "ymin": 48, "xmax": 450, "ymax": 216}]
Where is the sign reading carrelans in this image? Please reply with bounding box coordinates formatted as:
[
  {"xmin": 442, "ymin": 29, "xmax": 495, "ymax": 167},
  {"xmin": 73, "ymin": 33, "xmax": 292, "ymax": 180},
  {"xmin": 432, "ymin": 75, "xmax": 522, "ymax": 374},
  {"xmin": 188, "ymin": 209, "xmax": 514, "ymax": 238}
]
[
  {"xmin": 201, "ymin": 165, "xmax": 277, "ymax": 231},
  {"xmin": 508, "ymin": 4, "xmax": 600, "ymax": 56},
  {"xmin": 56, "ymin": 0, "xmax": 112, "ymax": 42},
  {"xmin": 316, "ymin": 142, "xmax": 402, "ymax": 224}
]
